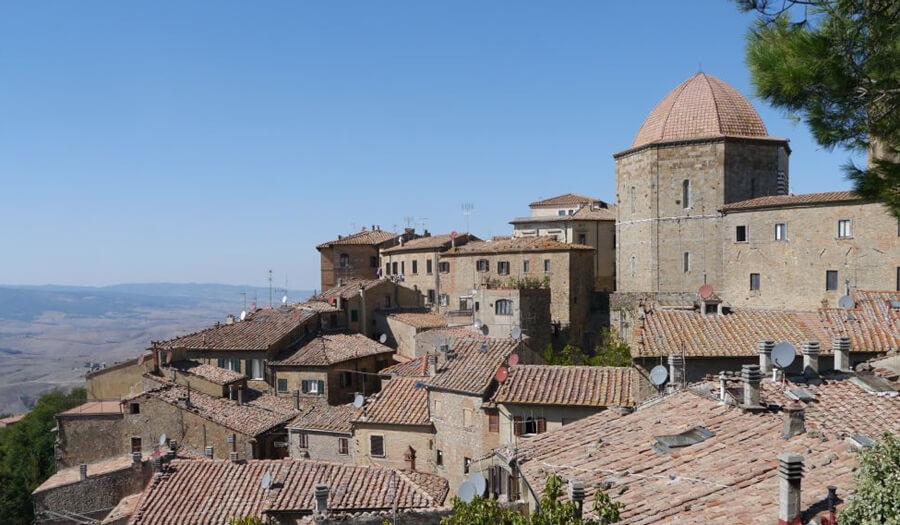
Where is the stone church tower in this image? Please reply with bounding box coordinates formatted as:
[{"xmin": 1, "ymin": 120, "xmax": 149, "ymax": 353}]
[{"xmin": 615, "ymin": 73, "xmax": 790, "ymax": 294}]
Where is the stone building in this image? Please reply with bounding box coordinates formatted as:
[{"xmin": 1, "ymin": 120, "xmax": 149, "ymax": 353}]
[
  {"xmin": 55, "ymin": 400, "xmax": 125, "ymax": 469},
  {"xmin": 287, "ymin": 403, "xmax": 355, "ymax": 463},
  {"xmin": 438, "ymin": 237, "xmax": 594, "ymax": 345},
  {"xmin": 316, "ymin": 227, "xmax": 406, "ymax": 291},
  {"xmin": 373, "ymin": 309, "xmax": 448, "ymax": 359},
  {"xmin": 510, "ymin": 193, "xmax": 617, "ymax": 292},
  {"xmin": 474, "ymin": 287, "xmax": 552, "ymax": 352},
  {"xmin": 381, "ymin": 231, "xmax": 478, "ymax": 307},
  {"xmin": 308, "ymin": 278, "xmax": 422, "ymax": 338},
  {"xmin": 84, "ymin": 351, "xmax": 156, "ymax": 401}
]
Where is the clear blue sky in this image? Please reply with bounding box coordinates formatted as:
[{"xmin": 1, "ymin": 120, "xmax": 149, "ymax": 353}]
[{"xmin": 0, "ymin": 1, "xmax": 862, "ymax": 290}]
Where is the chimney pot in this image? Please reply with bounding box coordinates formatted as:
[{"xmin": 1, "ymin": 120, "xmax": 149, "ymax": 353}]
[
  {"xmin": 667, "ymin": 354, "xmax": 684, "ymax": 389},
  {"xmin": 782, "ymin": 403, "xmax": 806, "ymax": 439},
  {"xmin": 229, "ymin": 452, "xmax": 239, "ymax": 463},
  {"xmin": 802, "ymin": 341, "xmax": 820, "ymax": 377},
  {"xmin": 741, "ymin": 364, "xmax": 762, "ymax": 409},
  {"xmin": 404, "ymin": 446, "xmax": 417, "ymax": 472},
  {"xmin": 759, "ymin": 340, "xmax": 775, "ymax": 374},
  {"xmin": 832, "ymin": 336, "xmax": 851, "ymax": 371},
  {"xmin": 132, "ymin": 452, "xmax": 142, "ymax": 464},
  {"xmin": 568, "ymin": 479, "xmax": 585, "ymax": 518},
  {"xmin": 719, "ymin": 371, "xmax": 728, "ymax": 402},
  {"xmin": 427, "ymin": 354, "xmax": 438, "ymax": 377},
  {"xmin": 79, "ymin": 464, "xmax": 87, "ymax": 481},
  {"xmin": 315, "ymin": 484, "xmax": 329, "ymax": 514},
  {"xmin": 778, "ymin": 453, "xmax": 804, "ymax": 524},
  {"xmin": 204, "ymin": 446, "xmax": 214, "ymax": 459}
]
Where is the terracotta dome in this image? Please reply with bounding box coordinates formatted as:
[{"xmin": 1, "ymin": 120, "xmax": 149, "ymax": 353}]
[{"xmin": 631, "ymin": 73, "xmax": 769, "ymax": 149}]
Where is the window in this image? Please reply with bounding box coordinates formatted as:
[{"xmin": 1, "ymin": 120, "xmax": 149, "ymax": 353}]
[
  {"xmin": 385, "ymin": 295, "xmax": 391, "ymax": 308},
  {"xmin": 130, "ymin": 436, "xmax": 142, "ymax": 453},
  {"xmin": 838, "ymin": 219, "xmax": 852, "ymax": 238},
  {"xmin": 370, "ymin": 435, "xmax": 385, "ymax": 457},
  {"xmin": 302, "ymin": 379, "xmax": 325, "ymax": 394},
  {"xmin": 750, "ymin": 177, "xmax": 757, "ymax": 198},
  {"xmin": 250, "ymin": 359, "xmax": 264, "ymax": 380},
  {"xmin": 277, "ymin": 378, "xmax": 288, "ymax": 393},
  {"xmin": 543, "ymin": 259, "xmax": 551, "ymax": 273},
  {"xmin": 735, "ymin": 225, "xmax": 748, "ymax": 242},
  {"xmin": 826, "ymin": 270, "xmax": 839, "ymax": 291},
  {"xmin": 578, "ymin": 233, "xmax": 587, "ymax": 245},
  {"xmin": 558, "ymin": 210, "xmax": 566, "ymax": 216},
  {"xmin": 489, "ymin": 413, "xmax": 499, "ymax": 433},
  {"xmin": 370, "ymin": 256, "xmax": 378, "ymax": 268},
  {"xmin": 750, "ymin": 273, "xmax": 760, "ymax": 291},
  {"xmin": 350, "ymin": 310, "xmax": 358, "ymax": 322},
  {"xmin": 439, "ymin": 294, "xmax": 449, "ymax": 307},
  {"xmin": 683, "ymin": 252, "xmax": 690, "ymax": 273},
  {"xmin": 519, "ymin": 417, "xmax": 546, "ymax": 435},
  {"xmin": 339, "ymin": 253, "xmax": 349, "ymax": 268},
  {"xmin": 523, "ymin": 260, "xmax": 530, "ymax": 274},
  {"xmin": 464, "ymin": 457, "xmax": 472, "ymax": 474},
  {"xmin": 384, "ymin": 262, "xmax": 390, "ymax": 275},
  {"xmin": 338, "ymin": 437, "xmax": 349, "ymax": 455},
  {"xmin": 775, "ymin": 223, "xmax": 787, "ymax": 241},
  {"xmin": 129, "ymin": 403, "xmax": 140, "ymax": 415},
  {"xmin": 438, "ymin": 261, "xmax": 450, "ymax": 273},
  {"xmin": 495, "ymin": 299, "xmax": 513, "ymax": 316},
  {"xmin": 897, "ymin": 267, "xmax": 900, "ymax": 291},
  {"xmin": 297, "ymin": 432, "xmax": 308, "ymax": 449},
  {"xmin": 412, "ymin": 260, "xmax": 418, "ymax": 274},
  {"xmin": 476, "ymin": 259, "xmax": 489, "ymax": 272},
  {"xmin": 498, "ymin": 261, "xmax": 510, "ymax": 275},
  {"xmin": 630, "ymin": 255, "xmax": 636, "ymax": 278},
  {"xmin": 427, "ymin": 289, "xmax": 436, "ymax": 305},
  {"xmin": 426, "ymin": 259, "xmax": 433, "ymax": 274},
  {"xmin": 400, "ymin": 261, "xmax": 405, "ymax": 275},
  {"xmin": 391, "ymin": 262, "xmax": 398, "ymax": 274},
  {"xmin": 436, "ymin": 449, "xmax": 443, "ymax": 466},
  {"xmin": 682, "ymin": 180, "xmax": 691, "ymax": 208}
]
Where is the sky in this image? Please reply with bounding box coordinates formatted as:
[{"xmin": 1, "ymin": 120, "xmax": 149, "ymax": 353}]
[{"xmin": 0, "ymin": 1, "xmax": 863, "ymax": 290}]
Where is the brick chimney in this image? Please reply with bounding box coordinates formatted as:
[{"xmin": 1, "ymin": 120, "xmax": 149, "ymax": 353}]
[
  {"xmin": 204, "ymin": 446, "xmax": 214, "ymax": 459},
  {"xmin": 568, "ymin": 479, "xmax": 585, "ymax": 519},
  {"xmin": 668, "ymin": 354, "xmax": 684, "ymax": 389},
  {"xmin": 404, "ymin": 445, "xmax": 416, "ymax": 471},
  {"xmin": 802, "ymin": 341, "xmax": 820, "ymax": 377},
  {"xmin": 778, "ymin": 453, "xmax": 804, "ymax": 525},
  {"xmin": 741, "ymin": 364, "xmax": 763, "ymax": 409},
  {"xmin": 782, "ymin": 403, "xmax": 806, "ymax": 440},
  {"xmin": 315, "ymin": 484, "xmax": 329, "ymax": 514},
  {"xmin": 759, "ymin": 340, "xmax": 774, "ymax": 375},
  {"xmin": 427, "ymin": 354, "xmax": 438, "ymax": 377},
  {"xmin": 832, "ymin": 336, "xmax": 850, "ymax": 371},
  {"xmin": 79, "ymin": 464, "xmax": 87, "ymax": 481}
]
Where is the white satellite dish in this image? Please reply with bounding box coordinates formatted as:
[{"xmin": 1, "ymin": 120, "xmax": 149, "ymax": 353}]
[
  {"xmin": 379, "ymin": 334, "xmax": 388, "ymax": 344},
  {"xmin": 159, "ymin": 433, "xmax": 167, "ymax": 447},
  {"xmin": 474, "ymin": 319, "xmax": 483, "ymax": 329},
  {"xmin": 511, "ymin": 327, "xmax": 522, "ymax": 340},
  {"xmin": 261, "ymin": 471, "xmax": 272, "ymax": 489},
  {"xmin": 480, "ymin": 324, "xmax": 490, "ymax": 336},
  {"xmin": 469, "ymin": 472, "xmax": 487, "ymax": 495},
  {"xmin": 282, "ymin": 295, "xmax": 288, "ymax": 305},
  {"xmin": 458, "ymin": 481, "xmax": 476, "ymax": 503},
  {"xmin": 649, "ymin": 365, "xmax": 668, "ymax": 386},
  {"xmin": 239, "ymin": 310, "xmax": 247, "ymax": 321},
  {"xmin": 353, "ymin": 393, "xmax": 365, "ymax": 409},
  {"xmin": 838, "ymin": 295, "xmax": 855, "ymax": 310},
  {"xmin": 772, "ymin": 341, "xmax": 796, "ymax": 369}
]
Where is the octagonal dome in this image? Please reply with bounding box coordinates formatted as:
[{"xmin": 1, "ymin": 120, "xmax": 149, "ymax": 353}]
[{"xmin": 631, "ymin": 73, "xmax": 770, "ymax": 149}]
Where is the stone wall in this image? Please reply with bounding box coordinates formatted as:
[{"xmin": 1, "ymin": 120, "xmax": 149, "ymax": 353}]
[
  {"xmin": 477, "ymin": 288, "xmax": 551, "ymax": 351},
  {"xmin": 381, "ymin": 249, "xmax": 442, "ymax": 306},
  {"xmin": 430, "ymin": 390, "xmax": 499, "ymax": 492},
  {"xmin": 495, "ymin": 403, "xmax": 605, "ymax": 448},
  {"xmin": 85, "ymin": 354, "xmax": 155, "ymax": 401},
  {"xmin": 320, "ymin": 245, "xmax": 382, "ymax": 291},
  {"xmin": 273, "ymin": 354, "xmax": 390, "ymax": 406},
  {"xmin": 352, "ymin": 423, "xmax": 435, "ymax": 473},
  {"xmin": 289, "ymin": 429, "xmax": 353, "ymax": 463},
  {"xmin": 56, "ymin": 413, "xmax": 125, "ymax": 469}
]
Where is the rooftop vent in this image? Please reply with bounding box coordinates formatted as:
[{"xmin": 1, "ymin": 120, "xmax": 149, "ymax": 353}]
[
  {"xmin": 786, "ymin": 388, "xmax": 816, "ymax": 402},
  {"xmin": 851, "ymin": 373, "xmax": 898, "ymax": 395},
  {"xmin": 849, "ymin": 433, "xmax": 876, "ymax": 449},
  {"xmin": 652, "ymin": 426, "xmax": 714, "ymax": 454}
]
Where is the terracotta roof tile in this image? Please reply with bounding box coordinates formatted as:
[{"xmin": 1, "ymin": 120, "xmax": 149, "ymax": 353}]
[
  {"xmin": 382, "ymin": 233, "xmax": 478, "ymax": 254},
  {"xmin": 296, "ymin": 301, "xmax": 342, "ymax": 314},
  {"xmin": 288, "ymin": 403, "xmax": 355, "ymax": 434},
  {"xmin": 354, "ymin": 377, "xmax": 430, "ymax": 426},
  {"xmin": 631, "ymin": 73, "xmax": 772, "ymax": 149},
  {"xmin": 510, "ymin": 204, "xmax": 617, "ymax": 224},
  {"xmin": 720, "ymin": 191, "xmax": 865, "ymax": 211},
  {"xmin": 129, "ymin": 459, "xmax": 447, "ymax": 524},
  {"xmin": 529, "ymin": 193, "xmax": 601, "ymax": 207},
  {"xmin": 34, "ymin": 455, "xmax": 137, "ymax": 493},
  {"xmin": 428, "ymin": 338, "xmax": 519, "ymax": 395},
  {"xmin": 380, "ymin": 356, "xmax": 429, "ymax": 377},
  {"xmin": 309, "ymin": 278, "xmax": 386, "ymax": 301},
  {"xmin": 167, "ymin": 360, "xmax": 245, "ymax": 385},
  {"xmin": 316, "ymin": 229, "xmax": 400, "ymax": 249},
  {"xmin": 58, "ymin": 400, "xmax": 122, "ymax": 416},
  {"xmin": 270, "ymin": 332, "xmax": 393, "ymax": 367},
  {"xmin": 385, "ymin": 311, "xmax": 447, "ymax": 330},
  {"xmin": 158, "ymin": 307, "xmax": 312, "ymax": 352},
  {"xmin": 493, "ymin": 365, "xmax": 635, "ymax": 407},
  {"xmin": 444, "ymin": 237, "xmax": 593, "ymax": 256}
]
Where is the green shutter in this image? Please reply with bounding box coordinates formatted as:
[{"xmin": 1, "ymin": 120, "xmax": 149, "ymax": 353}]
[{"xmin": 317, "ymin": 380, "xmax": 325, "ymax": 395}]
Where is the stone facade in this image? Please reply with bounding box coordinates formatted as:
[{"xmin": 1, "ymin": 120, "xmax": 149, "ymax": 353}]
[
  {"xmin": 352, "ymin": 423, "xmax": 435, "ymax": 473},
  {"xmin": 85, "ymin": 354, "xmax": 156, "ymax": 401},
  {"xmin": 495, "ymin": 403, "xmax": 603, "ymax": 447},
  {"xmin": 56, "ymin": 412, "xmax": 125, "ymax": 469},
  {"xmin": 476, "ymin": 288, "xmax": 551, "ymax": 352},
  {"xmin": 288, "ymin": 429, "xmax": 353, "ymax": 463},
  {"xmin": 429, "ymin": 390, "xmax": 500, "ymax": 492},
  {"xmin": 272, "ymin": 353, "xmax": 392, "ymax": 405}
]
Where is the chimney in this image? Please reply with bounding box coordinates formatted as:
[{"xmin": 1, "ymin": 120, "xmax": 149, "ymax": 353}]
[
  {"xmin": 226, "ymin": 314, "xmax": 235, "ymax": 325},
  {"xmin": 79, "ymin": 464, "xmax": 87, "ymax": 481},
  {"xmin": 741, "ymin": 364, "xmax": 762, "ymax": 409},
  {"xmin": 169, "ymin": 440, "xmax": 177, "ymax": 452},
  {"xmin": 204, "ymin": 446, "xmax": 214, "ymax": 459},
  {"xmin": 802, "ymin": 341, "xmax": 820, "ymax": 377},
  {"xmin": 568, "ymin": 479, "xmax": 585, "ymax": 519},
  {"xmin": 782, "ymin": 403, "xmax": 806, "ymax": 439},
  {"xmin": 667, "ymin": 354, "xmax": 684, "ymax": 389},
  {"xmin": 229, "ymin": 451, "xmax": 239, "ymax": 463},
  {"xmin": 404, "ymin": 446, "xmax": 416, "ymax": 471},
  {"xmin": 293, "ymin": 390, "xmax": 300, "ymax": 410},
  {"xmin": 132, "ymin": 452, "xmax": 142, "ymax": 464},
  {"xmin": 315, "ymin": 484, "xmax": 329, "ymax": 514},
  {"xmin": 832, "ymin": 336, "xmax": 850, "ymax": 371},
  {"xmin": 427, "ymin": 354, "xmax": 438, "ymax": 377},
  {"xmin": 777, "ymin": 453, "xmax": 804, "ymax": 525},
  {"xmin": 759, "ymin": 340, "xmax": 775, "ymax": 375},
  {"xmin": 237, "ymin": 387, "xmax": 244, "ymax": 406},
  {"xmin": 719, "ymin": 371, "xmax": 727, "ymax": 402}
]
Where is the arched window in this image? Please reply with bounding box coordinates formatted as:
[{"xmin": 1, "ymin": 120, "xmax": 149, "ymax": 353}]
[
  {"xmin": 339, "ymin": 253, "xmax": 350, "ymax": 268},
  {"xmin": 495, "ymin": 299, "xmax": 513, "ymax": 316},
  {"xmin": 682, "ymin": 180, "xmax": 691, "ymax": 209}
]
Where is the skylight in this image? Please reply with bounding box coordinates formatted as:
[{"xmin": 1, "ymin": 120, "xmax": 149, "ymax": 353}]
[{"xmin": 652, "ymin": 426, "xmax": 715, "ymax": 454}]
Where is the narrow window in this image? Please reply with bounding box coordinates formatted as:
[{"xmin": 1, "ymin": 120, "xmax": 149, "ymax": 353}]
[
  {"xmin": 385, "ymin": 262, "xmax": 390, "ymax": 275},
  {"xmin": 735, "ymin": 225, "xmax": 747, "ymax": 242},
  {"xmin": 426, "ymin": 259, "xmax": 433, "ymax": 274},
  {"xmin": 391, "ymin": 262, "xmax": 398, "ymax": 274},
  {"xmin": 370, "ymin": 435, "xmax": 385, "ymax": 457},
  {"xmin": 630, "ymin": 256, "xmax": 636, "ymax": 278},
  {"xmin": 630, "ymin": 186, "xmax": 636, "ymax": 213},
  {"xmin": 826, "ymin": 270, "xmax": 839, "ymax": 291},
  {"xmin": 543, "ymin": 259, "xmax": 551, "ymax": 273},
  {"xmin": 439, "ymin": 294, "xmax": 449, "ymax": 307},
  {"xmin": 400, "ymin": 261, "xmax": 405, "ymax": 275},
  {"xmin": 436, "ymin": 449, "xmax": 443, "ymax": 466},
  {"xmin": 129, "ymin": 403, "xmax": 140, "ymax": 415},
  {"xmin": 439, "ymin": 261, "xmax": 450, "ymax": 273},
  {"xmin": 897, "ymin": 267, "xmax": 900, "ymax": 291},
  {"xmin": 385, "ymin": 295, "xmax": 391, "ymax": 308},
  {"xmin": 412, "ymin": 260, "xmax": 418, "ymax": 274},
  {"xmin": 750, "ymin": 178, "xmax": 757, "ymax": 198},
  {"xmin": 339, "ymin": 253, "xmax": 350, "ymax": 268},
  {"xmin": 464, "ymin": 457, "xmax": 472, "ymax": 474},
  {"xmin": 488, "ymin": 413, "xmax": 499, "ymax": 433},
  {"xmin": 495, "ymin": 299, "xmax": 513, "ymax": 316},
  {"xmin": 775, "ymin": 223, "xmax": 787, "ymax": 241},
  {"xmin": 577, "ymin": 233, "xmax": 587, "ymax": 245},
  {"xmin": 523, "ymin": 260, "xmax": 530, "ymax": 274},
  {"xmin": 277, "ymin": 378, "xmax": 288, "ymax": 392},
  {"xmin": 838, "ymin": 219, "xmax": 852, "ymax": 238},
  {"xmin": 251, "ymin": 359, "xmax": 264, "ymax": 380},
  {"xmin": 130, "ymin": 436, "xmax": 142, "ymax": 453},
  {"xmin": 498, "ymin": 261, "xmax": 510, "ymax": 275},
  {"xmin": 750, "ymin": 273, "xmax": 760, "ymax": 291},
  {"xmin": 427, "ymin": 289, "xmax": 436, "ymax": 305},
  {"xmin": 683, "ymin": 252, "xmax": 690, "ymax": 273},
  {"xmin": 338, "ymin": 437, "xmax": 349, "ymax": 455},
  {"xmin": 682, "ymin": 180, "xmax": 691, "ymax": 209},
  {"xmin": 297, "ymin": 432, "xmax": 308, "ymax": 449}
]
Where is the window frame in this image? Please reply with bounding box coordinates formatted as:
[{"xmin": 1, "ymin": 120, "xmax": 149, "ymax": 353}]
[
  {"xmin": 750, "ymin": 273, "xmax": 761, "ymax": 291},
  {"xmin": 775, "ymin": 223, "xmax": 787, "ymax": 241},
  {"xmin": 683, "ymin": 252, "xmax": 690, "ymax": 273},
  {"xmin": 297, "ymin": 431, "xmax": 309, "ymax": 449},
  {"xmin": 735, "ymin": 225, "xmax": 748, "ymax": 243},
  {"xmin": 438, "ymin": 261, "xmax": 450, "ymax": 274},
  {"xmin": 411, "ymin": 260, "xmax": 418, "ymax": 274},
  {"xmin": 838, "ymin": 219, "xmax": 852, "ymax": 239},
  {"xmin": 543, "ymin": 259, "xmax": 551, "ymax": 274},
  {"xmin": 826, "ymin": 270, "xmax": 839, "ymax": 291},
  {"xmin": 338, "ymin": 437, "xmax": 349, "ymax": 455},
  {"xmin": 476, "ymin": 259, "xmax": 489, "ymax": 272},
  {"xmin": 682, "ymin": 179, "xmax": 691, "ymax": 209},
  {"xmin": 495, "ymin": 299, "xmax": 514, "ymax": 316},
  {"xmin": 370, "ymin": 435, "xmax": 385, "ymax": 458},
  {"xmin": 339, "ymin": 253, "xmax": 350, "ymax": 268},
  {"xmin": 523, "ymin": 260, "xmax": 530, "ymax": 274},
  {"xmin": 439, "ymin": 294, "xmax": 449, "ymax": 307},
  {"xmin": 497, "ymin": 261, "xmax": 510, "ymax": 275},
  {"xmin": 426, "ymin": 259, "xmax": 433, "ymax": 274},
  {"xmin": 250, "ymin": 358, "xmax": 264, "ymax": 380},
  {"xmin": 277, "ymin": 378, "xmax": 288, "ymax": 393}
]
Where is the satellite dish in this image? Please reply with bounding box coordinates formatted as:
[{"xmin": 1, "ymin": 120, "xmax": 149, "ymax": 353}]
[
  {"xmin": 838, "ymin": 295, "xmax": 856, "ymax": 310},
  {"xmin": 353, "ymin": 394, "xmax": 365, "ymax": 409},
  {"xmin": 699, "ymin": 284, "xmax": 714, "ymax": 300},
  {"xmin": 458, "ymin": 481, "xmax": 476, "ymax": 503},
  {"xmin": 474, "ymin": 319, "xmax": 482, "ymax": 329},
  {"xmin": 772, "ymin": 341, "xmax": 796, "ymax": 369},
  {"xmin": 282, "ymin": 295, "xmax": 288, "ymax": 305},
  {"xmin": 261, "ymin": 471, "xmax": 272, "ymax": 489},
  {"xmin": 137, "ymin": 354, "xmax": 145, "ymax": 366},
  {"xmin": 159, "ymin": 433, "xmax": 167, "ymax": 446},
  {"xmin": 511, "ymin": 327, "xmax": 522, "ymax": 340},
  {"xmin": 649, "ymin": 365, "xmax": 668, "ymax": 386},
  {"xmin": 379, "ymin": 334, "xmax": 388, "ymax": 344},
  {"xmin": 507, "ymin": 353, "xmax": 520, "ymax": 367},
  {"xmin": 480, "ymin": 342, "xmax": 488, "ymax": 352},
  {"xmin": 495, "ymin": 366, "xmax": 508, "ymax": 383},
  {"xmin": 469, "ymin": 472, "xmax": 487, "ymax": 495},
  {"xmin": 415, "ymin": 381, "xmax": 425, "ymax": 390},
  {"xmin": 165, "ymin": 351, "xmax": 173, "ymax": 364},
  {"xmin": 480, "ymin": 324, "xmax": 490, "ymax": 336},
  {"xmin": 240, "ymin": 310, "xmax": 247, "ymax": 321}
]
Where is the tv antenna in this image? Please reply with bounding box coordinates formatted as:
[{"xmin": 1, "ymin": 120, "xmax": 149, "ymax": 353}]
[
  {"xmin": 268, "ymin": 269, "xmax": 273, "ymax": 308},
  {"xmin": 418, "ymin": 217, "xmax": 428, "ymax": 231},
  {"xmin": 403, "ymin": 216, "xmax": 415, "ymax": 228},
  {"xmin": 461, "ymin": 203, "xmax": 474, "ymax": 233}
]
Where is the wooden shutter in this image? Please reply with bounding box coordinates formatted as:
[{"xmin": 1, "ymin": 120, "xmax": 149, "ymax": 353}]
[
  {"xmin": 513, "ymin": 417, "xmax": 523, "ymax": 436},
  {"xmin": 489, "ymin": 413, "xmax": 499, "ymax": 433},
  {"xmin": 317, "ymin": 380, "xmax": 325, "ymax": 394},
  {"xmin": 537, "ymin": 418, "xmax": 547, "ymax": 434},
  {"xmin": 217, "ymin": 358, "xmax": 225, "ymax": 368},
  {"xmin": 301, "ymin": 380, "xmax": 309, "ymax": 393}
]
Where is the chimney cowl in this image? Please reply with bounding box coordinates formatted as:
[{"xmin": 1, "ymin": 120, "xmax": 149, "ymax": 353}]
[
  {"xmin": 404, "ymin": 445, "xmax": 417, "ymax": 471},
  {"xmin": 802, "ymin": 341, "xmax": 821, "ymax": 377},
  {"xmin": 132, "ymin": 452, "xmax": 142, "ymax": 464},
  {"xmin": 204, "ymin": 446, "xmax": 214, "ymax": 459},
  {"xmin": 758, "ymin": 340, "xmax": 775, "ymax": 374},
  {"xmin": 741, "ymin": 364, "xmax": 764, "ymax": 409},
  {"xmin": 229, "ymin": 452, "xmax": 239, "ymax": 463},
  {"xmin": 833, "ymin": 336, "xmax": 851, "ymax": 371},
  {"xmin": 315, "ymin": 484, "xmax": 329, "ymax": 514},
  {"xmin": 778, "ymin": 453, "xmax": 804, "ymax": 524},
  {"xmin": 569, "ymin": 479, "xmax": 585, "ymax": 518},
  {"xmin": 427, "ymin": 354, "xmax": 438, "ymax": 377}
]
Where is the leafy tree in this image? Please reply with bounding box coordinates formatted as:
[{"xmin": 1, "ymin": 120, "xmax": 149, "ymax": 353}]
[
  {"xmin": 542, "ymin": 331, "xmax": 632, "ymax": 368},
  {"xmin": 441, "ymin": 494, "xmax": 523, "ymax": 525},
  {"xmin": 228, "ymin": 516, "xmax": 265, "ymax": 525},
  {"xmin": 839, "ymin": 432, "xmax": 900, "ymax": 524},
  {"xmin": 0, "ymin": 388, "xmax": 86, "ymax": 525},
  {"xmin": 734, "ymin": 0, "xmax": 900, "ymax": 216}
]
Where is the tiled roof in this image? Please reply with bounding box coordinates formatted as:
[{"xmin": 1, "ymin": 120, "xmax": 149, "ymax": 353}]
[
  {"xmin": 309, "ymin": 278, "xmax": 386, "ymax": 301},
  {"xmin": 58, "ymin": 400, "xmax": 122, "ymax": 416},
  {"xmin": 288, "ymin": 403, "xmax": 355, "ymax": 434},
  {"xmin": 529, "ymin": 193, "xmax": 600, "ymax": 207},
  {"xmin": 0, "ymin": 414, "xmax": 25, "ymax": 426},
  {"xmin": 316, "ymin": 229, "xmax": 400, "ymax": 249},
  {"xmin": 380, "ymin": 356, "xmax": 429, "ymax": 377},
  {"xmin": 354, "ymin": 377, "xmax": 430, "ymax": 426},
  {"xmin": 158, "ymin": 307, "xmax": 312, "ymax": 351},
  {"xmin": 510, "ymin": 390, "xmax": 864, "ymax": 524},
  {"xmin": 102, "ymin": 493, "xmax": 141, "ymax": 524},
  {"xmin": 128, "ymin": 384, "xmax": 298, "ymax": 437},
  {"xmin": 296, "ymin": 301, "xmax": 342, "ymax": 314},
  {"xmin": 386, "ymin": 311, "xmax": 447, "ymax": 329},
  {"xmin": 720, "ymin": 191, "xmax": 865, "ymax": 211},
  {"xmin": 443, "ymin": 237, "xmax": 593, "ymax": 256},
  {"xmin": 428, "ymin": 338, "xmax": 519, "ymax": 395},
  {"xmin": 382, "ymin": 233, "xmax": 478, "ymax": 254},
  {"xmin": 270, "ymin": 332, "xmax": 394, "ymax": 367},
  {"xmin": 34, "ymin": 454, "xmax": 139, "ymax": 493},
  {"xmin": 493, "ymin": 366, "xmax": 635, "ymax": 407},
  {"xmin": 167, "ymin": 360, "xmax": 245, "ymax": 385},
  {"xmin": 630, "ymin": 73, "xmax": 772, "ymax": 150},
  {"xmin": 510, "ymin": 204, "xmax": 617, "ymax": 224},
  {"xmin": 129, "ymin": 459, "xmax": 448, "ymax": 525}
]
